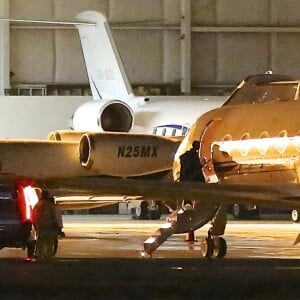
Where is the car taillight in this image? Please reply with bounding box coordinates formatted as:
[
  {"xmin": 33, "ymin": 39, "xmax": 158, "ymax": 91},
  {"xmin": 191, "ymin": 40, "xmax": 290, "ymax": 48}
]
[{"xmin": 16, "ymin": 181, "xmax": 38, "ymax": 223}]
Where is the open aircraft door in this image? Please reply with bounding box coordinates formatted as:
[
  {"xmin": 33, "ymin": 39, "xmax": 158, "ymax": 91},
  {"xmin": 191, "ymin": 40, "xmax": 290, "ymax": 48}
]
[{"xmin": 199, "ymin": 119, "xmax": 222, "ymax": 183}]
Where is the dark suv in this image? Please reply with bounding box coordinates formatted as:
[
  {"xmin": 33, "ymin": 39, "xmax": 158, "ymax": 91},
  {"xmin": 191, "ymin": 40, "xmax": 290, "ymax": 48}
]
[{"xmin": 0, "ymin": 184, "xmax": 36, "ymax": 258}]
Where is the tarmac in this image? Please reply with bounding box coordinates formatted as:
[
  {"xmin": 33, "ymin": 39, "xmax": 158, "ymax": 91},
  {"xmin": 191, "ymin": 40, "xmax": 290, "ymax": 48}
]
[{"xmin": 0, "ymin": 214, "xmax": 300, "ymax": 299}]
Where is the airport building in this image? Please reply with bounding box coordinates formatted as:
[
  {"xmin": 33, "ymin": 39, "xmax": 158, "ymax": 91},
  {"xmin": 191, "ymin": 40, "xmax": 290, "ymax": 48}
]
[
  {"xmin": 0, "ymin": 1, "xmax": 299, "ymax": 138},
  {"xmin": 2, "ymin": 1, "xmax": 300, "ymax": 97}
]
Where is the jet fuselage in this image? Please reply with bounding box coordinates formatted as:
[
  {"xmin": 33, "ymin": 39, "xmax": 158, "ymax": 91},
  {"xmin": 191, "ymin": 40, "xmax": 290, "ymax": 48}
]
[{"xmin": 174, "ymin": 100, "xmax": 300, "ymax": 185}]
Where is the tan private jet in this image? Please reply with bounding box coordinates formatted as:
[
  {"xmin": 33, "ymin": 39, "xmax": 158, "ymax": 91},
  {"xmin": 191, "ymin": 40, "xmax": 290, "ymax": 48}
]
[
  {"xmin": 44, "ymin": 72, "xmax": 300, "ymax": 258},
  {"xmin": 1, "ymin": 72, "xmax": 300, "ymax": 259}
]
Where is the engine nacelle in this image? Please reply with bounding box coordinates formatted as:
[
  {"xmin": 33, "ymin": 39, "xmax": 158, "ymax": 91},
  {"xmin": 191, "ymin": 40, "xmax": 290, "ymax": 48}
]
[
  {"xmin": 72, "ymin": 100, "xmax": 134, "ymax": 132},
  {"xmin": 79, "ymin": 132, "xmax": 181, "ymax": 177},
  {"xmin": 47, "ymin": 130, "xmax": 87, "ymax": 142}
]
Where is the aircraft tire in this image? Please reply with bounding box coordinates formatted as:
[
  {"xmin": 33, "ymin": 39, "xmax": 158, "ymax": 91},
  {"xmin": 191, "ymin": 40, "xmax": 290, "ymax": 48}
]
[
  {"xmin": 149, "ymin": 202, "xmax": 162, "ymax": 220},
  {"xmin": 201, "ymin": 237, "xmax": 214, "ymax": 258},
  {"xmin": 213, "ymin": 236, "xmax": 227, "ymax": 258},
  {"xmin": 134, "ymin": 201, "xmax": 149, "ymax": 220},
  {"xmin": 232, "ymin": 203, "xmax": 245, "ymax": 219}
]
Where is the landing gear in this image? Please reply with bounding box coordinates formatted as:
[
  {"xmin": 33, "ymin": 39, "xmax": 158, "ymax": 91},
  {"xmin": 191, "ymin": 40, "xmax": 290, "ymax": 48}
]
[
  {"xmin": 200, "ymin": 231, "xmax": 227, "ymax": 259},
  {"xmin": 133, "ymin": 200, "xmax": 162, "ymax": 220},
  {"xmin": 141, "ymin": 203, "xmax": 228, "ymax": 259},
  {"xmin": 134, "ymin": 201, "xmax": 148, "ymax": 220},
  {"xmin": 201, "ymin": 235, "xmax": 214, "ymax": 258},
  {"xmin": 185, "ymin": 230, "xmax": 197, "ymax": 242},
  {"xmin": 213, "ymin": 236, "xmax": 227, "ymax": 258}
]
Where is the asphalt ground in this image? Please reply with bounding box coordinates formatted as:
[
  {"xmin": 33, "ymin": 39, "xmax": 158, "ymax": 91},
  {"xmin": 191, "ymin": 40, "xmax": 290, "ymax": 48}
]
[{"xmin": 0, "ymin": 215, "xmax": 300, "ymax": 299}]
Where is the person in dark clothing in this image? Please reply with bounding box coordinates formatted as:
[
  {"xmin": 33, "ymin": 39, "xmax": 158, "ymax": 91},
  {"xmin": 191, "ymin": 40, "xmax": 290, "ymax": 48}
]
[
  {"xmin": 32, "ymin": 190, "xmax": 59, "ymax": 260},
  {"xmin": 55, "ymin": 204, "xmax": 66, "ymax": 238},
  {"xmin": 179, "ymin": 140, "xmax": 205, "ymax": 183},
  {"xmin": 179, "ymin": 140, "xmax": 206, "ymax": 241}
]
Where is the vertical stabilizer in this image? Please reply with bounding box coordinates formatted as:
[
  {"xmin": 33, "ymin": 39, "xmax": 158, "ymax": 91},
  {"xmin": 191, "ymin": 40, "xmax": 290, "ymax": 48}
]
[{"xmin": 75, "ymin": 11, "xmax": 133, "ymax": 100}]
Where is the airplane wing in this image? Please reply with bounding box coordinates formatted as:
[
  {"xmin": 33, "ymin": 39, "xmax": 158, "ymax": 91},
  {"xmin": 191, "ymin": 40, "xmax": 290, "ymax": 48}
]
[
  {"xmin": 54, "ymin": 194, "xmax": 142, "ymax": 210},
  {"xmin": 43, "ymin": 177, "xmax": 300, "ymax": 210}
]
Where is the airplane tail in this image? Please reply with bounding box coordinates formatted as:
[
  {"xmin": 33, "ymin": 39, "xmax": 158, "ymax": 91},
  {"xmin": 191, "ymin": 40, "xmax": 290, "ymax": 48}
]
[{"xmin": 75, "ymin": 11, "xmax": 133, "ymax": 101}]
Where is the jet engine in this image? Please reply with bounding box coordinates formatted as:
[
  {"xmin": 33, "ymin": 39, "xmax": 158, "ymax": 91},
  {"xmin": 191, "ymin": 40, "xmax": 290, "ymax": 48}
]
[
  {"xmin": 47, "ymin": 130, "xmax": 87, "ymax": 142},
  {"xmin": 78, "ymin": 132, "xmax": 181, "ymax": 177},
  {"xmin": 72, "ymin": 100, "xmax": 134, "ymax": 132}
]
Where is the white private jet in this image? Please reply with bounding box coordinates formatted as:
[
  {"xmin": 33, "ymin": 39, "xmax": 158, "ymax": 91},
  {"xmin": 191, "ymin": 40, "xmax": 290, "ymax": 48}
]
[
  {"xmin": 3, "ymin": 11, "xmax": 226, "ymax": 135},
  {"xmin": 72, "ymin": 11, "xmax": 226, "ymax": 134}
]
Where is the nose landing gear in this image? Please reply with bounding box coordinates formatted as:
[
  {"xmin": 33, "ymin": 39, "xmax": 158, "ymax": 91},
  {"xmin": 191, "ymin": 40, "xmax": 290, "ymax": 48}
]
[{"xmin": 200, "ymin": 230, "xmax": 227, "ymax": 259}]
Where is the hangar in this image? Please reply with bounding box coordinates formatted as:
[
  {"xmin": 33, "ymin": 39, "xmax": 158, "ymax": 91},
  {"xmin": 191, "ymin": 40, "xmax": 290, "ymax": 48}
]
[
  {"xmin": 0, "ymin": 0, "xmax": 300, "ymax": 138},
  {"xmin": 2, "ymin": 0, "xmax": 300, "ymax": 96}
]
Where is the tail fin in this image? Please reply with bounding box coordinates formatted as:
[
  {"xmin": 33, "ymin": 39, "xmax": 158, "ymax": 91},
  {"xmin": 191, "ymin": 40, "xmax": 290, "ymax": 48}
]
[{"xmin": 75, "ymin": 11, "xmax": 133, "ymax": 101}]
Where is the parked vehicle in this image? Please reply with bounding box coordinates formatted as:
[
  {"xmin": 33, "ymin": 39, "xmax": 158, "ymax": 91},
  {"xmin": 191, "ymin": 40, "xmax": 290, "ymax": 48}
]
[
  {"xmin": 0, "ymin": 183, "xmax": 37, "ymax": 258},
  {"xmin": 227, "ymin": 203, "xmax": 260, "ymax": 219}
]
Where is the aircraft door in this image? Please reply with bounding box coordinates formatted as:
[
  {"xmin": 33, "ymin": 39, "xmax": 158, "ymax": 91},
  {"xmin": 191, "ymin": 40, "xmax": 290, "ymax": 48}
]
[{"xmin": 199, "ymin": 119, "xmax": 222, "ymax": 183}]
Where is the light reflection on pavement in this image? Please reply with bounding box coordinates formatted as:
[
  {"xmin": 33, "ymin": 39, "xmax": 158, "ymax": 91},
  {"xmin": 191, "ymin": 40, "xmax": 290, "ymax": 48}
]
[{"xmin": 0, "ymin": 214, "xmax": 300, "ymax": 259}]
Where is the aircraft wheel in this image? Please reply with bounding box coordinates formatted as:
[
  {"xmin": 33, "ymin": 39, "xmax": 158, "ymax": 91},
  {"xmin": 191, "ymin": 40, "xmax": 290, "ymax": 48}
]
[
  {"xmin": 134, "ymin": 201, "xmax": 148, "ymax": 220},
  {"xmin": 232, "ymin": 203, "xmax": 245, "ymax": 219},
  {"xmin": 149, "ymin": 210, "xmax": 161, "ymax": 220},
  {"xmin": 213, "ymin": 236, "xmax": 227, "ymax": 258},
  {"xmin": 201, "ymin": 236, "xmax": 214, "ymax": 258},
  {"xmin": 149, "ymin": 202, "xmax": 162, "ymax": 220},
  {"xmin": 291, "ymin": 210, "xmax": 300, "ymax": 223}
]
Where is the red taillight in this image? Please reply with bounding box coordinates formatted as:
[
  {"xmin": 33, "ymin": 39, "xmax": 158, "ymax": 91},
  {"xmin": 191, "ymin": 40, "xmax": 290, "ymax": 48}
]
[{"xmin": 16, "ymin": 180, "xmax": 38, "ymax": 223}]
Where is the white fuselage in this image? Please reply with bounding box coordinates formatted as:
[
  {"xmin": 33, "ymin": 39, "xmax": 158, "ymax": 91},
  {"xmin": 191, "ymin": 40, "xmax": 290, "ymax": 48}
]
[
  {"xmin": 72, "ymin": 95, "xmax": 226, "ymax": 135},
  {"xmin": 130, "ymin": 96, "xmax": 226, "ymax": 135}
]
